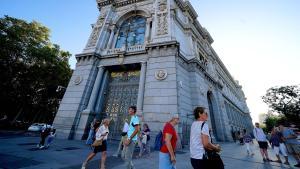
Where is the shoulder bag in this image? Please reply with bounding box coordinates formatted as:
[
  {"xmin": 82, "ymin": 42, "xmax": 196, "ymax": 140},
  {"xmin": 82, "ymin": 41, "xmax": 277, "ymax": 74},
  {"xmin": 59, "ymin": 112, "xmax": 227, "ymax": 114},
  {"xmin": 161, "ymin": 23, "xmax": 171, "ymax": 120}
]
[{"xmin": 201, "ymin": 122, "xmax": 224, "ymax": 169}]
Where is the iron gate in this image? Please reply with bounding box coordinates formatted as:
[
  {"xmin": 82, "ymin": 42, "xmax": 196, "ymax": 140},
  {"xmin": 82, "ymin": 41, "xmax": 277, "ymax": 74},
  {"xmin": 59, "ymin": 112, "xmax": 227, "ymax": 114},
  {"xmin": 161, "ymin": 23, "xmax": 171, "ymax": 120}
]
[{"xmin": 102, "ymin": 70, "xmax": 140, "ymax": 139}]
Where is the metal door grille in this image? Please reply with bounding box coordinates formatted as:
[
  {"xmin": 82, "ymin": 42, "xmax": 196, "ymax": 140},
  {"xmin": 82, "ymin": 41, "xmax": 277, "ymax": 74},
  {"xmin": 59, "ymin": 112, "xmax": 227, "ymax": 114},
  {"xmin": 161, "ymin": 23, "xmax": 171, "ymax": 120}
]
[{"xmin": 102, "ymin": 70, "xmax": 140, "ymax": 139}]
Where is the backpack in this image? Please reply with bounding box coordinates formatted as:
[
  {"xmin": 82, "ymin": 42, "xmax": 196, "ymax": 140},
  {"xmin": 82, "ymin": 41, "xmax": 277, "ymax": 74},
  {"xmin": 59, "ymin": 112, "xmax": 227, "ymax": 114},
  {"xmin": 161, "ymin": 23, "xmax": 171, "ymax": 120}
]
[{"xmin": 154, "ymin": 130, "xmax": 163, "ymax": 151}]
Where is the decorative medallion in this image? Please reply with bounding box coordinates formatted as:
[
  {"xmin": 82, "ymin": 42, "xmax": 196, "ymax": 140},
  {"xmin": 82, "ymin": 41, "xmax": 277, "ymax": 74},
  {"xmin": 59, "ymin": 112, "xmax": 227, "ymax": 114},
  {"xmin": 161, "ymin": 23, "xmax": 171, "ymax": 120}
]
[
  {"xmin": 155, "ymin": 69, "xmax": 168, "ymax": 80},
  {"xmin": 74, "ymin": 76, "xmax": 83, "ymax": 85}
]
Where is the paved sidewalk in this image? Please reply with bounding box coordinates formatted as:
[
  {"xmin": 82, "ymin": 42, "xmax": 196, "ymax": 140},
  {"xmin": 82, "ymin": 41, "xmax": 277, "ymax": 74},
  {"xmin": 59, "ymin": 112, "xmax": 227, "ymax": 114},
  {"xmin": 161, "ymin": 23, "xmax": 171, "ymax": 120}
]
[{"xmin": 0, "ymin": 132, "xmax": 298, "ymax": 169}]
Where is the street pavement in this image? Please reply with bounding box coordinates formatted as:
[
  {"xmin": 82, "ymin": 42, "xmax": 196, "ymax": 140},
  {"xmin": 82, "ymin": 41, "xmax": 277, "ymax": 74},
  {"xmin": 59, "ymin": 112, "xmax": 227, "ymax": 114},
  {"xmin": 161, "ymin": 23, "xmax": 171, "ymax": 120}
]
[{"xmin": 0, "ymin": 130, "xmax": 298, "ymax": 169}]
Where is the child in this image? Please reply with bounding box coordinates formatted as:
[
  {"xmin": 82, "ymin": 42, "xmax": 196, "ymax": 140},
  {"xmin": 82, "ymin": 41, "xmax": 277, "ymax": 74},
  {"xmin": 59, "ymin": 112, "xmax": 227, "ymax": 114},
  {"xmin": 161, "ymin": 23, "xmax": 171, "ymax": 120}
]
[{"xmin": 243, "ymin": 129, "xmax": 254, "ymax": 156}]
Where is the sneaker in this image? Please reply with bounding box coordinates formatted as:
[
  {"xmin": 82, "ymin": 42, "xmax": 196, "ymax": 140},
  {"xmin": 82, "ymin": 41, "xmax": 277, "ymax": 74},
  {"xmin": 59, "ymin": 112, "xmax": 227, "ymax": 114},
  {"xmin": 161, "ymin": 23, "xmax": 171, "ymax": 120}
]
[
  {"xmin": 39, "ymin": 146, "xmax": 45, "ymax": 149},
  {"xmin": 294, "ymin": 163, "xmax": 300, "ymax": 168}
]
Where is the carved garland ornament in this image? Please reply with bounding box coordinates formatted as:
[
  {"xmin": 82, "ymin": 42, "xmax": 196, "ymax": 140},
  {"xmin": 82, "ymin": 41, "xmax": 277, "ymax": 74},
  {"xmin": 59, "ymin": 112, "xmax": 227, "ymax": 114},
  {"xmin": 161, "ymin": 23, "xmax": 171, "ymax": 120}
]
[
  {"xmin": 87, "ymin": 13, "xmax": 106, "ymax": 47},
  {"xmin": 156, "ymin": 0, "xmax": 168, "ymax": 36}
]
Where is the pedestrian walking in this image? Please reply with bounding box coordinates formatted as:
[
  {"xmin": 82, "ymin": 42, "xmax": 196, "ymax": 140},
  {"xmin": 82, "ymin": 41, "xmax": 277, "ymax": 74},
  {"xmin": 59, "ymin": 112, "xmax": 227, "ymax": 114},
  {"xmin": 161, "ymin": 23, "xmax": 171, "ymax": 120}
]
[
  {"xmin": 81, "ymin": 118, "xmax": 110, "ymax": 169},
  {"xmin": 138, "ymin": 123, "xmax": 151, "ymax": 158},
  {"xmin": 235, "ymin": 131, "xmax": 239, "ymax": 144},
  {"xmin": 190, "ymin": 107, "xmax": 222, "ymax": 169},
  {"xmin": 37, "ymin": 124, "xmax": 51, "ymax": 149},
  {"xmin": 123, "ymin": 106, "xmax": 140, "ymax": 169},
  {"xmin": 159, "ymin": 112, "xmax": 179, "ymax": 169},
  {"xmin": 113, "ymin": 118, "xmax": 129, "ymax": 157},
  {"xmin": 239, "ymin": 130, "xmax": 244, "ymax": 145},
  {"xmin": 243, "ymin": 129, "xmax": 254, "ymax": 156},
  {"xmin": 269, "ymin": 127, "xmax": 289, "ymax": 164},
  {"xmin": 231, "ymin": 130, "xmax": 236, "ymax": 143},
  {"xmin": 86, "ymin": 118, "xmax": 98, "ymax": 146},
  {"xmin": 279, "ymin": 123, "xmax": 300, "ymax": 167},
  {"xmin": 253, "ymin": 122, "xmax": 272, "ymax": 162}
]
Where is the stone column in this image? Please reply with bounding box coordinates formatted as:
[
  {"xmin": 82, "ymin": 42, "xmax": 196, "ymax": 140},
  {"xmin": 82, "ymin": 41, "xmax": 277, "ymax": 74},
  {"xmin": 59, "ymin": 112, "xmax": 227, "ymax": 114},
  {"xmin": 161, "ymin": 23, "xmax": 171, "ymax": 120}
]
[
  {"xmin": 137, "ymin": 61, "xmax": 147, "ymax": 116},
  {"xmin": 106, "ymin": 26, "xmax": 116, "ymax": 49},
  {"xmin": 84, "ymin": 65, "xmax": 105, "ymax": 113},
  {"xmin": 94, "ymin": 71, "xmax": 109, "ymax": 114},
  {"xmin": 112, "ymin": 29, "xmax": 120, "ymax": 49},
  {"xmin": 74, "ymin": 65, "xmax": 105, "ymax": 139},
  {"xmin": 144, "ymin": 18, "xmax": 151, "ymax": 43}
]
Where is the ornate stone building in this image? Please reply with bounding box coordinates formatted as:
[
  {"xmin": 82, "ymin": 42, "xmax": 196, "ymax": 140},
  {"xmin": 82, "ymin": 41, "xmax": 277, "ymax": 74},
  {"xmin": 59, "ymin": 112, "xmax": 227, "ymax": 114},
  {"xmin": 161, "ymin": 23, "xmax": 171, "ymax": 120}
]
[{"xmin": 53, "ymin": 0, "xmax": 253, "ymax": 143}]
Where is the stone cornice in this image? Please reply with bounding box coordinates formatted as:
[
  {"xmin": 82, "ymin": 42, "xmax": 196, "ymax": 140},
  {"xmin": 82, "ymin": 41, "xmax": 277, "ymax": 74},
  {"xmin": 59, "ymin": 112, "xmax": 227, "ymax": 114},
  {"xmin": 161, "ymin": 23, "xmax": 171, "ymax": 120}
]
[
  {"xmin": 75, "ymin": 52, "xmax": 101, "ymax": 62},
  {"xmin": 177, "ymin": 53, "xmax": 223, "ymax": 90},
  {"xmin": 190, "ymin": 61, "xmax": 223, "ymax": 90},
  {"xmin": 145, "ymin": 40, "xmax": 179, "ymax": 50},
  {"xmin": 97, "ymin": 0, "xmax": 147, "ymax": 8},
  {"xmin": 222, "ymin": 94, "xmax": 249, "ymax": 114},
  {"xmin": 173, "ymin": 0, "xmax": 197, "ymax": 20}
]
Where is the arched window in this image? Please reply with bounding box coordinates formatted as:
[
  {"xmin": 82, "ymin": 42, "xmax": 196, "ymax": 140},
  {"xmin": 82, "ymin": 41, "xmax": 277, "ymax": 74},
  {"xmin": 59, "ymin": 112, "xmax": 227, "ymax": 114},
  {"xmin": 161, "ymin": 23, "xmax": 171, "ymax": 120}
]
[{"xmin": 115, "ymin": 16, "xmax": 146, "ymax": 48}]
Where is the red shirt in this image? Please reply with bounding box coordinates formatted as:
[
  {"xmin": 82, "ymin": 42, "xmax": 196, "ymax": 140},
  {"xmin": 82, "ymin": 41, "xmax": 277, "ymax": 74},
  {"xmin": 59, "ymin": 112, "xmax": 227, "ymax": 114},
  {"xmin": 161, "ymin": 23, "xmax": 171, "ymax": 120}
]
[{"xmin": 160, "ymin": 122, "xmax": 177, "ymax": 153}]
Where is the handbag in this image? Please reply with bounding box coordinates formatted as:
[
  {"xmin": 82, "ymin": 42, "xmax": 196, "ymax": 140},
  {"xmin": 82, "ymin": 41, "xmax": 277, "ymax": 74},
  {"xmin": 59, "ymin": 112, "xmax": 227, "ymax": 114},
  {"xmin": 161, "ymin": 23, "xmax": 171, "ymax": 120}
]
[
  {"xmin": 121, "ymin": 132, "xmax": 127, "ymax": 136},
  {"xmin": 201, "ymin": 122, "xmax": 224, "ymax": 169},
  {"xmin": 142, "ymin": 134, "xmax": 147, "ymax": 144},
  {"xmin": 92, "ymin": 139, "xmax": 103, "ymax": 147}
]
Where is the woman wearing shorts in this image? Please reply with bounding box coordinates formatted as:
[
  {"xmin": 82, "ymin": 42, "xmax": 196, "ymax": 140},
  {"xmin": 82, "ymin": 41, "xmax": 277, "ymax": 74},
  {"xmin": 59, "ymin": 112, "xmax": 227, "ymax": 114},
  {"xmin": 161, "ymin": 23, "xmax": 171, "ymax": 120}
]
[{"xmin": 82, "ymin": 118, "xmax": 110, "ymax": 169}]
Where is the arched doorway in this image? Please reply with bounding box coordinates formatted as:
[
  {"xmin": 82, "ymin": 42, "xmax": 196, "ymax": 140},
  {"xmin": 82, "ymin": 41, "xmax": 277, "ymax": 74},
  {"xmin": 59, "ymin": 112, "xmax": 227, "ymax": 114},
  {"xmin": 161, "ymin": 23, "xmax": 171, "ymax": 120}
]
[{"xmin": 207, "ymin": 91, "xmax": 218, "ymax": 140}]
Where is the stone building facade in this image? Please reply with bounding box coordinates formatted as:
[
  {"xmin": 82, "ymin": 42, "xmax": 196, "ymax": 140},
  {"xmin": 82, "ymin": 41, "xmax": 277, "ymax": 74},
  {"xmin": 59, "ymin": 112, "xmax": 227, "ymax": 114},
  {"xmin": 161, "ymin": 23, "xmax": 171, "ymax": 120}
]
[{"xmin": 53, "ymin": 0, "xmax": 253, "ymax": 143}]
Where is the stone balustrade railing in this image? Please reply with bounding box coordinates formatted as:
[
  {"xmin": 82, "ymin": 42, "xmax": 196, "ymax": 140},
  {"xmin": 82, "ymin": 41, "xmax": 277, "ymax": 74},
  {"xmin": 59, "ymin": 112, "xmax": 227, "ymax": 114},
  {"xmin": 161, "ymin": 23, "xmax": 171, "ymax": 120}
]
[
  {"xmin": 126, "ymin": 45, "xmax": 145, "ymax": 52},
  {"xmin": 104, "ymin": 45, "xmax": 145, "ymax": 55}
]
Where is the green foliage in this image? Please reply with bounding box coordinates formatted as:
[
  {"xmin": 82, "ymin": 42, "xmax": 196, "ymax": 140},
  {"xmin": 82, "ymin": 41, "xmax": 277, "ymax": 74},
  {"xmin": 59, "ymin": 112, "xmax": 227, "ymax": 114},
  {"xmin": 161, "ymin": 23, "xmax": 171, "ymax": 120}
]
[
  {"xmin": 262, "ymin": 85, "xmax": 300, "ymax": 124},
  {"xmin": 264, "ymin": 113, "xmax": 286, "ymax": 132},
  {"xmin": 0, "ymin": 16, "xmax": 72, "ymax": 125}
]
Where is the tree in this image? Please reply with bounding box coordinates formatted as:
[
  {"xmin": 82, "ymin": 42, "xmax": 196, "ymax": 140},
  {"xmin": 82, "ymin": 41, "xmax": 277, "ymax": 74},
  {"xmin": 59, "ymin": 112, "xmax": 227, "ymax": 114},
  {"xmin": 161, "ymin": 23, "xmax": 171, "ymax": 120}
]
[
  {"xmin": 0, "ymin": 16, "xmax": 72, "ymax": 125},
  {"xmin": 264, "ymin": 113, "xmax": 286, "ymax": 132},
  {"xmin": 262, "ymin": 85, "xmax": 300, "ymax": 124}
]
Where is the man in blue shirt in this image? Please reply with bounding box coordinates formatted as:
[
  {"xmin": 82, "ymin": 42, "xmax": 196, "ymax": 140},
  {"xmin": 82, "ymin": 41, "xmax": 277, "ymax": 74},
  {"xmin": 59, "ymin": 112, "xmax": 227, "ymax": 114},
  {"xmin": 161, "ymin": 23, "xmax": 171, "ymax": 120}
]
[
  {"xmin": 124, "ymin": 106, "xmax": 140, "ymax": 169},
  {"xmin": 279, "ymin": 124, "xmax": 300, "ymax": 168}
]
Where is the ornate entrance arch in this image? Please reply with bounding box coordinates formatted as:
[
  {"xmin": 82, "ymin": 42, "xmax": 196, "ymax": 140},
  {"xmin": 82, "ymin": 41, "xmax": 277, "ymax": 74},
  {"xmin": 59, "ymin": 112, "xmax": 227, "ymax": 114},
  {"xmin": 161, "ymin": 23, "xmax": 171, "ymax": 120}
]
[{"xmin": 207, "ymin": 91, "xmax": 218, "ymax": 140}]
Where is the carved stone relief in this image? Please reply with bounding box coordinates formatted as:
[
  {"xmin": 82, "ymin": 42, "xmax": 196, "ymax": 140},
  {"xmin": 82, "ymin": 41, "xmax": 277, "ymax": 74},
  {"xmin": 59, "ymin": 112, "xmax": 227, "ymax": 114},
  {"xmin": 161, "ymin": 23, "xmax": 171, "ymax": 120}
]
[
  {"xmin": 87, "ymin": 12, "xmax": 107, "ymax": 47},
  {"xmin": 204, "ymin": 42, "xmax": 212, "ymax": 55},
  {"xmin": 156, "ymin": 0, "xmax": 168, "ymax": 36},
  {"xmin": 155, "ymin": 69, "xmax": 168, "ymax": 80}
]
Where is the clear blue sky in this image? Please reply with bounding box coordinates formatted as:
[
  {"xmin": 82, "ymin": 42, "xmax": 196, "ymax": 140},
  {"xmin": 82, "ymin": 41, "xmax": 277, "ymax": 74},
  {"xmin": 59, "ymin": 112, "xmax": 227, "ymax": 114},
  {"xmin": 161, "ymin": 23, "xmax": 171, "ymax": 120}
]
[{"xmin": 1, "ymin": 0, "xmax": 300, "ymax": 123}]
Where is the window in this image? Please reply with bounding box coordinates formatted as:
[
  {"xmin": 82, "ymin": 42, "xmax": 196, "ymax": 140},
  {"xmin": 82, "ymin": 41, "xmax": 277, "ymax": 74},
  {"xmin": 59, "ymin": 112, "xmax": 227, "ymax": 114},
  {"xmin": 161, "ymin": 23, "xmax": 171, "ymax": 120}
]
[{"xmin": 115, "ymin": 16, "xmax": 146, "ymax": 48}]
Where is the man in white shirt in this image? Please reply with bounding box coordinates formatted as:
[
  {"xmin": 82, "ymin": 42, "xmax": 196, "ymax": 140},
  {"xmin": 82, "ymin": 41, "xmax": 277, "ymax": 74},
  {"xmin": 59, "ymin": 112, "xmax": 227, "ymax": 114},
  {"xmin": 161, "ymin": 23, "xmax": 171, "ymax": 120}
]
[{"xmin": 253, "ymin": 122, "xmax": 271, "ymax": 162}]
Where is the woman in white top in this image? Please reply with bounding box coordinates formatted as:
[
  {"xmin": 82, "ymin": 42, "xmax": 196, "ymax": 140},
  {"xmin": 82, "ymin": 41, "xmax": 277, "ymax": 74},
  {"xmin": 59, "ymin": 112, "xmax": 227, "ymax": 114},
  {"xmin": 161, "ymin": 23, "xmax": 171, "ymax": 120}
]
[
  {"xmin": 82, "ymin": 118, "xmax": 110, "ymax": 169},
  {"xmin": 190, "ymin": 107, "xmax": 221, "ymax": 169}
]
